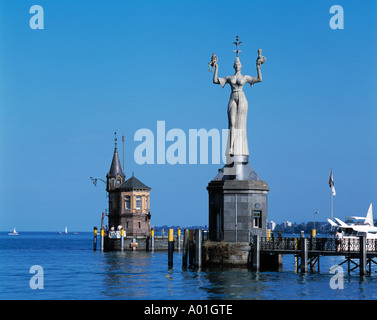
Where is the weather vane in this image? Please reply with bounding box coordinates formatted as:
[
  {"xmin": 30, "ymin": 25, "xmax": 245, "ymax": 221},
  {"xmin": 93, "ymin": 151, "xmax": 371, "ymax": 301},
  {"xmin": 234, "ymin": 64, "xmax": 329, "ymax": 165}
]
[
  {"xmin": 114, "ymin": 131, "xmax": 117, "ymax": 149},
  {"xmin": 233, "ymin": 35, "xmax": 243, "ymax": 57}
]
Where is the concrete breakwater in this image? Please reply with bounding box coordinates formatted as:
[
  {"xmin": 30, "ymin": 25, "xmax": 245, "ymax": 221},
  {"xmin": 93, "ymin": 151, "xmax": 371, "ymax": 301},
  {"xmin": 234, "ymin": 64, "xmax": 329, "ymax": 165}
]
[{"xmin": 201, "ymin": 241, "xmax": 282, "ymax": 269}]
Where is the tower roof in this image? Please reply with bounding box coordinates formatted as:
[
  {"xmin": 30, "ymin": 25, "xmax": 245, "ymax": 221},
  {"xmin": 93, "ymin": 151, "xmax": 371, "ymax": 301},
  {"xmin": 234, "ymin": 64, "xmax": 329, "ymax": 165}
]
[
  {"xmin": 107, "ymin": 146, "xmax": 125, "ymax": 179},
  {"xmin": 107, "ymin": 131, "xmax": 125, "ymax": 179},
  {"xmin": 118, "ymin": 173, "xmax": 151, "ymax": 191}
]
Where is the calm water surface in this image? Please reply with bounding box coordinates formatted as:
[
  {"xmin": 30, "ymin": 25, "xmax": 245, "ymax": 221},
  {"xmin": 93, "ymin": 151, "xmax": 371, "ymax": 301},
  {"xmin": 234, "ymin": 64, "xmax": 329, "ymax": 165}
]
[{"xmin": 1, "ymin": 232, "xmax": 376, "ymax": 300}]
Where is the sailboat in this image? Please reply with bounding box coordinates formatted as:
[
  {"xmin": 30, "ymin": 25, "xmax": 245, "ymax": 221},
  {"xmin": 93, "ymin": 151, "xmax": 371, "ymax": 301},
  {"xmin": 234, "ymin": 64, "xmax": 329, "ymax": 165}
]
[
  {"xmin": 59, "ymin": 226, "xmax": 68, "ymax": 235},
  {"xmin": 8, "ymin": 227, "xmax": 19, "ymax": 236}
]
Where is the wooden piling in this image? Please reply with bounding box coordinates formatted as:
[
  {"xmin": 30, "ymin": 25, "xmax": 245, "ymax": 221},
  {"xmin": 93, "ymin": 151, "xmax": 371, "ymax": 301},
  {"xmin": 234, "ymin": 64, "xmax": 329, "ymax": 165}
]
[
  {"xmin": 177, "ymin": 228, "xmax": 181, "ymax": 252},
  {"xmin": 300, "ymin": 233, "xmax": 308, "ymax": 273},
  {"xmin": 120, "ymin": 228, "xmax": 124, "ymax": 252},
  {"xmin": 93, "ymin": 227, "xmax": 98, "ymax": 251},
  {"xmin": 253, "ymin": 235, "xmax": 260, "ymax": 271},
  {"xmin": 188, "ymin": 229, "xmax": 195, "ymax": 266},
  {"xmin": 182, "ymin": 229, "xmax": 189, "ymax": 268},
  {"xmin": 359, "ymin": 235, "xmax": 367, "ymax": 276},
  {"xmin": 100, "ymin": 227, "xmax": 104, "ymax": 252},
  {"xmin": 168, "ymin": 229, "xmax": 174, "ymax": 268},
  {"xmin": 151, "ymin": 228, "xmax": 155, "ymax": 252},
  {"xmin": 195, "ymin": 229, "xmax": 202, "ymax": 267}
]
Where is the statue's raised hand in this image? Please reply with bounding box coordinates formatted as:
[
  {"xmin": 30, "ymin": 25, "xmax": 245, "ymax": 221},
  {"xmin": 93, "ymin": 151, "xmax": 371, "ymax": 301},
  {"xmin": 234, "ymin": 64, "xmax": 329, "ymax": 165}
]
[{"xmin": 209, "ymin": 53, "xmax": 218, "ymax": 72}]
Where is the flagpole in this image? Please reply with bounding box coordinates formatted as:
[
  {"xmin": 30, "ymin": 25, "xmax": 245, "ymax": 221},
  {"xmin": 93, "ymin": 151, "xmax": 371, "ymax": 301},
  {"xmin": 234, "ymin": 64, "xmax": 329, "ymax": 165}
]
[
  {"xmin": 331, "ymin": 192, "xmax": 333, "ymax": 221},
  {"xmin": 122, "ymin": 135, "xmax": 125, "ymax": 171},
  {"xmin": 329, "ymin": 167, "xmax": 334, "ymax": 221}
]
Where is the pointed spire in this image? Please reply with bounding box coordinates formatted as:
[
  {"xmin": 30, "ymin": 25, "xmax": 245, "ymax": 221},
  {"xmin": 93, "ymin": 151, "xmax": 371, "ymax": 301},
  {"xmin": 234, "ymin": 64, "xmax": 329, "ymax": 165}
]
[{"xmin": 107, "ymin": 131, "xmax": 125, "ymax": 179}]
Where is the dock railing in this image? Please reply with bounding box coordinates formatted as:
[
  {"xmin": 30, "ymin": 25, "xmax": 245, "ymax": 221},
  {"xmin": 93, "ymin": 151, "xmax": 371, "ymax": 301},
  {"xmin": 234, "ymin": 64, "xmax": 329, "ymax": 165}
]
[{"xmin": 257, "ymin": 236, "xmax": 377, "ymax": 254}]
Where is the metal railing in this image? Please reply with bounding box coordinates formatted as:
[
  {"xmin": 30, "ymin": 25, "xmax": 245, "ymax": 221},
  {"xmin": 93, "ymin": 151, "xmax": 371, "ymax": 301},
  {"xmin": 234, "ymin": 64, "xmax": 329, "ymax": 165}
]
[
  {"xmin": 259, "ymin": 237, "xmax": 298, "ymax": 251},
  {"xmin": 257, "ymin": 237, "xmax": 377, "ymax": 254}
]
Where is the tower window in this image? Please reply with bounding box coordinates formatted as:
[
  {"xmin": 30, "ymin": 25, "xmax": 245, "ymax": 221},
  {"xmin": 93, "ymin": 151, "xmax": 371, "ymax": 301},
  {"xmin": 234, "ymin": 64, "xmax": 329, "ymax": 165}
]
[
  {"xmin": 253, "ymin": 210, "xmax": 262, "ymax": 228},
  {"xmin": 125, "ymin": 196, "xmax": 130, "ymax": 210},
  {"xmin": 138, "ymin": 222, "xmax": 141, "ymax": 229},
  {"xmin": 136, "ymin": 196, "xmax": 141, "ymax": 209}
]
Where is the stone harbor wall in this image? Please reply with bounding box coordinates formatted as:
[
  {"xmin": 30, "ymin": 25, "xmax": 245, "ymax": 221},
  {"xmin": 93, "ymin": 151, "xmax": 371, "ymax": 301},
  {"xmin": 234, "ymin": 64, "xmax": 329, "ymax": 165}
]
[
  {"xmin": 202, "ymin": 241, "xmax": 251, "ymax": 266},
  {"xmin": 201, "ymin": 241, "xmax": 282, "ymax": 270}
]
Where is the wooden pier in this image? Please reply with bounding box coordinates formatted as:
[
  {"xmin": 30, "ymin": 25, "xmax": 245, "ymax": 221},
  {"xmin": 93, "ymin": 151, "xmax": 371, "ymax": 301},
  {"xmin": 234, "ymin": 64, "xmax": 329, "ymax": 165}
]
[
  {"xmin": 252, "ymin": 234, "xmax": 377, "ymax": 276},
  {"xmin": 93, "ymin": 227, "xmax": 183, "ymax": 252},
  {"xmin": 94, "ymin": 226, "xmax": 377, "ymax": 277}
]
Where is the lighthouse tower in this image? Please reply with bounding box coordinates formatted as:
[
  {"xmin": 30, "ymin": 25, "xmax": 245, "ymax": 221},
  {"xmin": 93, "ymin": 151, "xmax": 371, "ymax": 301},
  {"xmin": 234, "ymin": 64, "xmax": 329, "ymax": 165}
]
[{"xmin": 106, "ymin": 133, "xmax": 151, "ymax": 236}]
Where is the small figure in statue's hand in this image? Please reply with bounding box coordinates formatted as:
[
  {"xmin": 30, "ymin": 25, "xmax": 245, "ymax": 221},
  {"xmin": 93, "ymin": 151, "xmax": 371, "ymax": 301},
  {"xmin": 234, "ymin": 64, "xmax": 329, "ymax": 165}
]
[
  {"xmin": 209, "ymin": 53, "xmax": 218, "ymax": 72},
  {"xmin": 256, "ymin": 49, "xmax": 266, "ymax": 66}
]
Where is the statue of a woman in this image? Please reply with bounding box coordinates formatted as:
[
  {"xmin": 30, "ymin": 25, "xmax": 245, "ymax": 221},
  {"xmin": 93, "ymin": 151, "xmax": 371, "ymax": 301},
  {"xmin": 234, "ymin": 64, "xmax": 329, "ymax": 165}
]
[{"xmin": 211, "ymin": 46, "xmax": 265, "ymax": 159}]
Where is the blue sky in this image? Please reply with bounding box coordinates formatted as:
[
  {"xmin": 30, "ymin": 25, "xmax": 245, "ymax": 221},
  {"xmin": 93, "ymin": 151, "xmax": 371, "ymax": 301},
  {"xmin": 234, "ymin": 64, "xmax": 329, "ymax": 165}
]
[{"xmin": 0, "ymin": 0, "xmax": 376, "ymax": 231}]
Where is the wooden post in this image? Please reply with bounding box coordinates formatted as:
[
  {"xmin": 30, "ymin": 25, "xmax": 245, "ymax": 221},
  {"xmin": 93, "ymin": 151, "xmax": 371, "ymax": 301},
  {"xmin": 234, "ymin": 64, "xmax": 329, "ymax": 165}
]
[
  {"xmin": 300, "ymin": 233, "xmax": 308, "ymax": 273},
  {"xmin": 100, "ymin": 227, "xmax": 105, "ymax": 252},
  {"xmin": 310, "ymin": 229, "xmax": 316, "ymax": 252},
  {"xmin": 253, "ymin": 235, "xmax": 260, "ymax": 271},
  {"xmin": 177, "ymin": 228, "xmax": 181, "ymax": 252},
  {"xmin": 93, "ymin": 227, "xmax": 98, "ymax": 251},
  {"xmin": 168, "ymin": 229, "xmax": 174, "ymax": 268},
  {"xmin": 188, "ymin": 229, "xmax": 195, "ymax": 266},
  {"xmin": 359, "ymin": 235, "xmax": 367, "ymax": 276},
  {"xmin": 195, "ymin": 229, "xmax": 202, "ymax": 267},
  {"xmin": 182, "ymin": 229, "xmax": 189, "ymax": 268},
  {"xmin": 294, "ymin": 237, "xmax": 298, "ymax": 273},
  {"xmin": 151, "ymin": 228, "xmax": 155, "ymax": 252},
  {"xmin": 120, "ymin": 228, "xmax": 124, "ymax": 252}
]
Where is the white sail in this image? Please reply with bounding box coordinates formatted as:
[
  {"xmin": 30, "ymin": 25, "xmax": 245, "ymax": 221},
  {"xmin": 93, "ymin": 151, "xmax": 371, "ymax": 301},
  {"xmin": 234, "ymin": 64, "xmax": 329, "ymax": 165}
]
[
  {"xmin": 8, "ymin": 227, "xmax": 19, "ymax": 235},
  {"xmin": 365, "ymin": 203, "xmax": 374, "ymax": 226}
]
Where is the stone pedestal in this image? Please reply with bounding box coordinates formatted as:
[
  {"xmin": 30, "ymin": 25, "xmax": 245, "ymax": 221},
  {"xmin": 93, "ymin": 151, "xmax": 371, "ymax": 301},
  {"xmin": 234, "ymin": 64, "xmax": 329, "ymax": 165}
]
[{"xmin": 207, "ymin": 157, "xmax": 269, "ymax": 242}]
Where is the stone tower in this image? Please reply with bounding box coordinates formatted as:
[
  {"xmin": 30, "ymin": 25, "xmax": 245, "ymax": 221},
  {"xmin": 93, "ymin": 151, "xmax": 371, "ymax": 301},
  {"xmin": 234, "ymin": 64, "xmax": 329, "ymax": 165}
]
[
  {"xmin": 106, "ymin": 137, "xmax": 126, "ymax": 229},
  {"xmin": 116, "ymin": 173, "xmax": 151, "ymax": 236},
  {"xmin": 106, "ymin": 136, "xmax": 151, "ymax": 236}
]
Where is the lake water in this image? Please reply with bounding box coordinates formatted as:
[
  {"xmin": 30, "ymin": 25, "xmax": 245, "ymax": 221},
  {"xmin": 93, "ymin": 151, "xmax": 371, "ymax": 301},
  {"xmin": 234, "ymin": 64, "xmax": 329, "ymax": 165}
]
[{"xmin": 1, "ymin": 232, "xmax": 377, "ymax": 300}]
